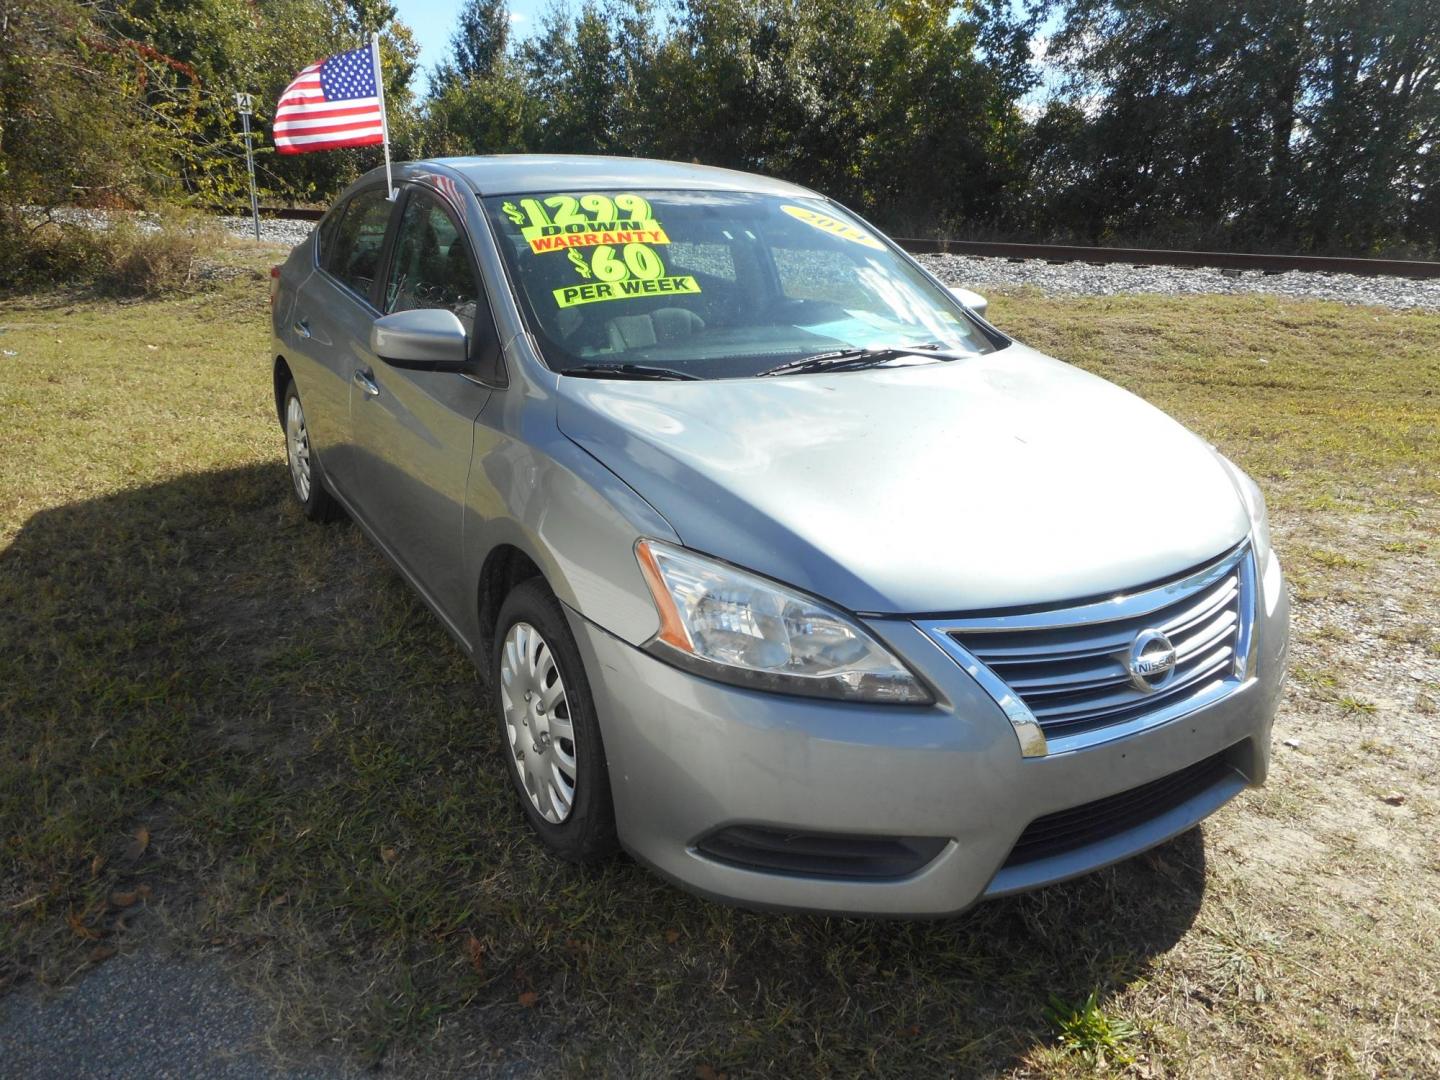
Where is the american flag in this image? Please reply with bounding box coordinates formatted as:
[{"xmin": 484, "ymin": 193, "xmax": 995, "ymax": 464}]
[{"xmin": 274, "ymin": 46, "xmax": 385, "ymax": 154}]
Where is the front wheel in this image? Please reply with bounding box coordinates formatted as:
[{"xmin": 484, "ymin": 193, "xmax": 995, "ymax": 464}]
[{"xmin": 492, "ymin": 579, "xmax": 617, "ymax": 862}]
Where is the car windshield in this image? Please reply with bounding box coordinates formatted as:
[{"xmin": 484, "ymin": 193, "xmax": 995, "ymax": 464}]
[{"xmin": 482, "ymin": 190, "xmax": 1001, "ymax": 379}]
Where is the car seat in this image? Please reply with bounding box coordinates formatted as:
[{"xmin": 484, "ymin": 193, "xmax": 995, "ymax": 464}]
[{"xmin": 605, "ymin": 308, "xmax": 706, "ymax": 352}]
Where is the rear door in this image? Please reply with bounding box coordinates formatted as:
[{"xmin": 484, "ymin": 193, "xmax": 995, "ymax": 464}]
[
  {"xmin": 346, "ymin": 184, "xmax": 499, "ymax": 640},
  {"xmin": 288, "ymin": 185, "xmax": 397, "ymax": 492}
]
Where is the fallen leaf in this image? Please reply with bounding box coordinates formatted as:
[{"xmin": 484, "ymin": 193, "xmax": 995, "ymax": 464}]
[
  {"xmin": 664, "ymin": 929, "xmax": 681, "ymax": 944},
  {"xmin": 90, "ymin": 855, "xmax": 105, "ymax": 879},
  {"xmin": 110, "ymin": 890, "xmax": 140, "ymax": 909},
  {"xmin": 123, "ymin": 827, "xmax": 150, "ymax": 862},
  {"xmin": 517, "ymin": 991, "xmax": 539, "ymax": 1008},
  {"xmin": 89, "ymin": 945, "xmax": 117, "ymax": 963},
  {"xmin": 464, "ymin": 934, "xmax": 486, "ymax": 975},
  {"xmin": 695, "ymin": 1066, "xmax": 727, "ymax": 1080},
  {"xmin": 380, "ymin": 845, "xmax": 399, "ymax": 864},
  {"xmin": 1382, "ymin": 792, "xmax": 1406, "ymax": 806},
  {"xmin": 67, "ymin": 911, "xmax": 100, "ymax": 940}
]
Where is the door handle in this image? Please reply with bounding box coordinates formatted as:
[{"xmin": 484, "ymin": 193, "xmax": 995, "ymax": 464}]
[
  {"xmin": 353, "ymin": 368, "xmax": 380, "ymax": 397},
  {"xmin": 292, "ymin": 319, "xmax": 311, "ymax": 339}
]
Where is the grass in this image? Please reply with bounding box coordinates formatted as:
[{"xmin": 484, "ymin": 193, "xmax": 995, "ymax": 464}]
[
  {"xmin": 2, "ymin": 264, "xmax": 1439, "ymax": 1076},
  {"xmin": 1046, "ymin": 990, "xmax": 1140, "ymax": 1068}
]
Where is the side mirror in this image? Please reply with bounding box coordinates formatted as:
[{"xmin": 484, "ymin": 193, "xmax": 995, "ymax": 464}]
[
  {"xmin": 370, "ymin": 308, "xmax": 468, "ymax": 369},
  {"xmin": 947, "ymin": 286, "xmax": 988, "ymax": 319}
]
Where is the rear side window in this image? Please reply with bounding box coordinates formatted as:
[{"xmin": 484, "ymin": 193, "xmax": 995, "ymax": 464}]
[{"xmin": 324, "ymin": 188, "xmax": 393, "ymax": 300}]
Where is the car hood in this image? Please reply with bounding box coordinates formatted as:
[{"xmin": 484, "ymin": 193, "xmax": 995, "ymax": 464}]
[{"xmin": 555, "ymin": 344, "xmax": 1250, "ymax": 614}]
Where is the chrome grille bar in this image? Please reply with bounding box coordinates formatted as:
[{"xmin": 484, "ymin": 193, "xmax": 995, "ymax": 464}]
[{"xmin": 918, "ymin": 544, "xmax": 1256, "ymax": 757}]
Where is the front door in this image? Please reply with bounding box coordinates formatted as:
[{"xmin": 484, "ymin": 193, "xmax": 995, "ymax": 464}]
[{"xmin": 346, "ymin": 185, "xmax": 496, "ymax": 643}]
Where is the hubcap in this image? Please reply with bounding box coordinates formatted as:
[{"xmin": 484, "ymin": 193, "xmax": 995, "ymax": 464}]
[
  {"xmin": 285, "ymin": 395, "xmax": 311, "ymax": 502},
  {"xmin": 499, "ymin": 622, "xmax": 577, "ymax": 824}
]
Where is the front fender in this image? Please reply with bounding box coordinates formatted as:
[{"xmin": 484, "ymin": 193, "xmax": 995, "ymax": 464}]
[{"xmin": 462, "ymin": 396, "xmax": 677, "ymax": 651}]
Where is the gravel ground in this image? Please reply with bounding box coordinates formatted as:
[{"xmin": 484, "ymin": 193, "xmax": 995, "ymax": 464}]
[
  {"xmin": 0, "ymin": 948, "xmax": 357, "ymax": 1079},
  {"xmin": 917, "ymin": 251, "xmax": 1440, "ymax": 311},
  {"xmin": 214, "ymin": 214, "xmax": 315, "ymax": 248},
  {"xmin": 27, "ymin": 206, "xmax": 314, "ymax": 249}
]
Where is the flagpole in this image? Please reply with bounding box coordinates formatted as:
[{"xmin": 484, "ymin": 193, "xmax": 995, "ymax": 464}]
[{"xmin": 370, "ymin": 31, "xmax": 395, "ymax": 199}]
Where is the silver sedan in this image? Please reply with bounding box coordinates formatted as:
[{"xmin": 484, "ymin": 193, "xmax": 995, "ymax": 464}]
[{"xmin": 269, "ymin": 155, "xmax": 1289, "ymax": 915}]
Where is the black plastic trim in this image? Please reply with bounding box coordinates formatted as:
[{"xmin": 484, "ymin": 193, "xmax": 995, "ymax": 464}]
[
  {"xmin": 1004, "ymin": 748, "xmax": 1238, "ymax": 867},
  {"xmin": 695, "ymin": 826, "xmax": 947, "ymax": 880}
]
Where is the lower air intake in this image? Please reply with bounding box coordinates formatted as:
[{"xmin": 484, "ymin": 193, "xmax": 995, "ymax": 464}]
[
  {"xmin": 1003, "ymin": 748, "xmax": 1238, "ymax": 867},
  {"xmin": 695, "ymin": 826, "xmax": 947, "ymax": 880}
]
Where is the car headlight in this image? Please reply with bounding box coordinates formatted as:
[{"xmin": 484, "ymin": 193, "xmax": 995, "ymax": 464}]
[
  {"xmin": 1219, "ymin": 455, "xmax": 1272, "ymax": 564},
  {"xmin": 634, "ymin": 540, "xmax": 932, "ymax": 704}
]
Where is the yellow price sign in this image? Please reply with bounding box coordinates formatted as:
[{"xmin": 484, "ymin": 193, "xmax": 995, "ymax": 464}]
[
  {"xmin": 526, "ymin": 224, "xmax": 669, "ymax": 254},
  {"xmin": 551, "ymin": 243, "xmax": 702, "ymax": 308},
  {"xmin": 501, "ymin": 193, "xmax": 704, "ymax": 309},
  {"xmin": 554, "ymin": 276, "xmax": 701, "ymax": 309},
  {"xmin": 780, "ymin": 205, "xmax": 886, "ymax": 250},
  {"xmin": 503, "ymin": 193, "xmax": 670, "ymax": 254}
]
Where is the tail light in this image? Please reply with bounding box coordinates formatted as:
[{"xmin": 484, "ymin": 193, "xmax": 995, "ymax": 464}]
[{"xmin": 269, "ymin": 265, "xmax": 281, "ymax": 307}]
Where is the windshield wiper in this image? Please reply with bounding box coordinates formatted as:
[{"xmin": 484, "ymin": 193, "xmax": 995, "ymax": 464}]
[
  {"xmin": 557, "ymin": 363, "xmax": 702, "ymax": 381},
  {"xmin": 757, "ymin": 344, "xmax": 972, "ymax": 378}
]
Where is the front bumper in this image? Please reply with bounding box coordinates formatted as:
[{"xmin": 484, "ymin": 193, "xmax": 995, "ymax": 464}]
[{"xmin": 569, "ymin": 552, "xmax": 1289, "ymax": 917}]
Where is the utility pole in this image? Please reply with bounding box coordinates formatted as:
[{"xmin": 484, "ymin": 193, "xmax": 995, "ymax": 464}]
[{"xmin": 235, "ymin": 92, "xmax": 261, "ymax": 241}]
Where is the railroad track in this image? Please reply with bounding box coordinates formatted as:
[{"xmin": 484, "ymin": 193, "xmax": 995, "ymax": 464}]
[
  {"xmin": 246, "ymin": 207, "xmax": 1440, "ymax": 279},
  {"xmin": 255, "ymin": 206, "xmax": 325, "ymax": 221}
]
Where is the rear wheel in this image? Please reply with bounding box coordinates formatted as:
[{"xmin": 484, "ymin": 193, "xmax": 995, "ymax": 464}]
[
  {"xmin": 493, "ymin": 579, "xmax": 617, "ymax": 862},
  {"xmin": 283, "ymin": 380, "xmax": 341, "ymax": 522}
]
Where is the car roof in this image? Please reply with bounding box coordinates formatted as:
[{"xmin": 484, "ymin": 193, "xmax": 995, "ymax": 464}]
[{"xmin": 414, "ymin": 155, "xmax": 818, "ymax": 198}]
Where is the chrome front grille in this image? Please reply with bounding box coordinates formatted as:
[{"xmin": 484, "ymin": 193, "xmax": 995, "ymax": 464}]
[{"xmin": 920, "ymin": 544, "xmax": 1255, "ymax": 755}]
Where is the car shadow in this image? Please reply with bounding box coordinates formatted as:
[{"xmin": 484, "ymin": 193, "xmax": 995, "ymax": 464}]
[{"xmin": 1, "ymin": 461, "xmax": 1207, "ymax": 1073}]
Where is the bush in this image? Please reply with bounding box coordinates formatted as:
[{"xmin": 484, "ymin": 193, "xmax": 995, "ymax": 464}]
[
  {"xmin": 0, "ymin": 206, "xmax": 226, "ymax": 296},
  {"xmin": 98, "ymin": 209, "xmax": 226, "ymax": 296}
]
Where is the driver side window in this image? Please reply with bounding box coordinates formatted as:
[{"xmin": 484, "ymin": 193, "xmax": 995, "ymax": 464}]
[{"xmin": 384, "ymin": 189, "xmax": 482, "ymax": 336}]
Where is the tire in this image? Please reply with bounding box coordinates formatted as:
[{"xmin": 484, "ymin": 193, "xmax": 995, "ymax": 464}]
[
  {"xmin": 492, "ymin": 578, "xmax": 618, "ymax": 862},
  {"xmin": 282, "ymin": 380, "xmax": 342, "ymax": 522}
]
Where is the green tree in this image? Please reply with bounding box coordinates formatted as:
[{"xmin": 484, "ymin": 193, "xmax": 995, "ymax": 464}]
[
  {"xmin": 451, "ymin": 0, "xmax": 511, "ymax": 79},
  {"xmin": 94, "ymin": 0, "xmax": 420, "ymax": 206},
  {"xmin": 424, "ymin": 0, "xmax": 532, "ymax": 155},
  {"xmin": 1046, "ymin": 0, "xmax": 1440, "ymax": 253},
  {"xmin": 520, "ymin": 0, "xmax": 656, "ymax": 155},
  {"xmin": 634, "ymin": 0, "xmax": 1038, "ymax": 228},
  {"xmin": 1301, "ymin": 0, "xmax": 1440, "ymax": 252},
  {"xmin": 0, "ymin": 0, "xmax": 193, "ymax": 210}
]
